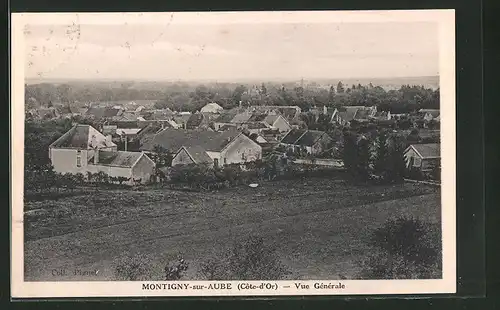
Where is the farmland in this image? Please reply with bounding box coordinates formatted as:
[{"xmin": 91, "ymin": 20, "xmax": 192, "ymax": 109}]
[{"xmin": 24, "ymin": 177, "xmax": 440, "ymax": 281}]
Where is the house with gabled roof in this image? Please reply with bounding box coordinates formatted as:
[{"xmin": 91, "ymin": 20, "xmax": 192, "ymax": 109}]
[
  {"xmin": 171, "ymin": 146, "xmax": 215, "ymax": 166},
  {"xmin": 403, "ymin": 143, "xmax": 440, "ymax": 172},
  {"xmin": 49, "ymin": 124, "xmax": 155, "ymax": 184},
  {"xmin": 186, "ymin": 112, "xmax": 220, "ymax": 130},
  {"xmin": 248, "ymin": 105, "xmax": 302, "ymax": 122},
  {"xmin": 141, "ymin": 128, "xmax": 262, "ymax": 167},
  {"xmin": 280, "ymin": 129, "xmax": 334, "ymax": 155},
  {"xmin": 85, "ymin": 107, "xmax": 123, "ymax": 121},
  {"xmin": 332, "ymin": 106, "xmax": 377, "ymax": 125},
  {"xmin": 418, "ymin": 109, "xmax": 440, "ymax": 122}
]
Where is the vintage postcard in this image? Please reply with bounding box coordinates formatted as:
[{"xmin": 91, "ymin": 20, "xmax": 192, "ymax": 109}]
[{"xmin": 11, "ymin": 10, "xmax": 456, "ymax": 298}]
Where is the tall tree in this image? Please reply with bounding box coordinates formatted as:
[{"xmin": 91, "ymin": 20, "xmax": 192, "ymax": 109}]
[
  {"xmin": 328, "ymin": 85, "xmax": 336, "ymax": 103},
  {"xmin": 337, "ymin": 81, "xmax": 345, "ymax": 94},
  {"xmin": 356, "ymin": 137, "xmax": 371, "ymax": 180},
  {"xmin": 341, "ymin": 131, "xmax": 358, "ymax": 177},
  {"xmin": 373, "ymin": 130, "xmax": 389, "ymax": 179},
  {"xmin": 387, "ymin": 141, "xmax": 407, "ymax": 182}
]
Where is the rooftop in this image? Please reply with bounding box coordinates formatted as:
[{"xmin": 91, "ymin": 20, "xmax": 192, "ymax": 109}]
[
  {"xmin": 49, "ymin": 124, "xmax": 117, "ymax": 149},
  {"xmin": 408, "ymin": 143, "xmax": 440, "ymax": 158},
  {"xmin": 90, "ymin": 150, "xmax": 144, "ymax": 168},
  {"xmin": 140, "ymin": 128, "xmax": 242, "ymax": 153}
]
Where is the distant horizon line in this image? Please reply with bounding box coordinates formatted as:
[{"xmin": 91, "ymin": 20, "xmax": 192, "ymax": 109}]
[{"xmin": 25, "ymin": 75, "xmax": 439, "ymax": 84}]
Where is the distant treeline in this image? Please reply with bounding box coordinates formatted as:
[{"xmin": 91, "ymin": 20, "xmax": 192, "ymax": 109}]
[{"xmin": 25, "ymin": 80, "xmax": 439, "ymax": 114}]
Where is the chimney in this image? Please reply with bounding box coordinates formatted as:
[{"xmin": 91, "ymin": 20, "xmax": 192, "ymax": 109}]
[
  {"xmin": 94, "ymin": 148, "xmax": 99, "ymax": 165},
  {"xmin": 105, "ymin": 135, "xmax": 113, "ymax": 146},
  {"xmin": 323, "ymin": 106, "xmax": 327, "ymax": 114}
]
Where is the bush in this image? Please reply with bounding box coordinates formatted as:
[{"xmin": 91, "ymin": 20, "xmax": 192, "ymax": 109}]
[
  {"xmin": 198, "ymin": 236, "xmax": 290, "ymax": 280},
  {"xmin": 359, "ymin": 216, "xmax": 442, "ymax": 279},
  {"xmin": 164, "ymin": 256, "xmax": 189, "ymax": 280},
  {"xmin": 112, "ymin": 253, "xmax": 154, "ymax": 281}
]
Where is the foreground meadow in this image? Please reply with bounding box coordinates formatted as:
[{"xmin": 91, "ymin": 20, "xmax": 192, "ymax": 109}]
[{"xmin": 24, "ymin": 177, "xmax": 440, "ymax": 281}]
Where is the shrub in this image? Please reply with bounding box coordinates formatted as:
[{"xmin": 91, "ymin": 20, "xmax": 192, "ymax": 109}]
[
  {"xmin": 359, "ymin": 216, "xmax": 442, "ymax": 279},
  {"xmin": 198, "ymin": 236, "xmax": 290, "ymax": 280},
  {"xmin": 164, "ymin": 256, "xmax": 189, "ymax": 280},
  {"xmin": 112, "ymin": 253, "xmax": 154, "ymax": 281}
]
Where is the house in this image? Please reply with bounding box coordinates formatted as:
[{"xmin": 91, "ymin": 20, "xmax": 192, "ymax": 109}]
[
  {"xmin": 280, "ymin": 129, "xmax": 334, "ymax": 155},
  {"xmin": 332, "ymin": 106, "xmax": 377, "ymax": 125},
  {"xmin": 212, "ymin": 112, "xmax": 239, "ymax": 131},
  {"xmin": 245, "ymin": 122, "xmax": 270, "ymax": 135},
  {"xmin": 247, "ymin": 113, "xmax": 291, "ymax": 133},
  {"xmin": 140, "ymin": 109, "xmax": 175, "ymax": 121},
  {"xmin": 48, "ymin": 124, "xmax": 155, "ymax": 184},
  {"xmin": 171, "ymin": 146, "xmax": 215, "ymax": 166},
  {"xmin": 418, "ymin": 109, "xmax": 440, "ymax": 122},
  {"xmin": 172, "ymin": 113, "xmax": 192, "ymax": 129},
  {"xmin": 200, "ymin": 102, "xmax": 224, "ymax": 113},
  {"xmin": 141, "ymin": 128, "xmax": 262, "ymax": 167},
  {"xmin": 263, "ymin": 114, "xmax": 291, "ymax": 132},
  {"xmin": 85, "ymin": 107, "xmax": 123, "ymax": 121},
  {"xmin": 370, "ymin": 111, "xmax": 392, "ymax": 121},
  {"xmin": 186, "ymin": 112, "xmax": 220, "ymax": 130},
  {"xmin": 248, "ymin": 105, "xmax": 302, "ymax": 122},
  {"xmin": 404, "ymin": 143, "xmax": 440, "ymax": 172}
]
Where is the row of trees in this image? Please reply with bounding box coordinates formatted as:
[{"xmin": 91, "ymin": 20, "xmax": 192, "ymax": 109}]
[
  {"xmin": 26, "ymin": 81, "xmax": 439, "ymax": 115},
  {"xmin": 341, "ymin": 129, "xmax": 407, "ymax": 183},
  {"xmin": 25, "ymin": 167, "xmax": 135, "ymax": 194}
]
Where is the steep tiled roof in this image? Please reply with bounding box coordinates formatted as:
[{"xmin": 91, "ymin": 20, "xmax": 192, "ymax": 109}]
[
  {"xmin": 140, "ymin": 128, "xmax": 241, "ymax": 152},
  {"xmin": 419, "ymin": 109, "xmax": 440, "ymax": 118},
  {"xmin": 186, "ymin": 113, "xmax": 220, "ymax": 129},
  {"xmin": 247, "ymin": 122, "xmax": 269, "ymax": 129},
  {"xmin": 408, "ymin": 143, "xmax": 440, "ymax": 159},
  {"xmin": 264, "ymin": 114, "xmax": 280, "ymax": 125},
  {"xmin": 280, "ymin": 129, "xmax": 329, "ymax": 147},
  {"xmin": 49, "ymin": 124, "xmax": 117, "ymax": 149},
  {"xmin": 231, "ymin": 112, "xmax": 253, "ymax": 124},
  {"xmin": 281, "ymin": 129, "xmax": 307, "ymax": 144},
  {"xmin": 91, "ymin": 151, "xmax": 144, "ymax": 167},
  {"xmin": 337, "ymin": 109, "xmax": 358, "ymax": 122},
  {"xmin": 85, "ymin": 107, "xmax": 121, "ymax": 119},
  {"xmin": 295, "ymin": 130, "xmax": 327, "ymax": 147},
  {"xmin": 181, "ymin": 146, "xmax": 213, "ymax": 164},
  {"xmin": 216, "ymin": 112, "xmax": 238, "ymax": 123},
  {"xmin": 172, "ymin": 114, "xmax": 192, "ymax": 125},
  {"xmin": 248, "ymin": 113, "xmax": 267, "ymax": 122}
]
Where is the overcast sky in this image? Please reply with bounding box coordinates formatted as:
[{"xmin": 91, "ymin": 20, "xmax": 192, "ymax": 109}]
[{"xmin": 24, "ymin": 21, "xmax": 439, "ymax": 81}]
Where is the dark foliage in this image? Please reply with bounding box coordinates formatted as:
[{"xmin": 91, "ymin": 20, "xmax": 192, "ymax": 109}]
[
  {"xmin": 359, "ymin": 216, "xmax": 442, "ymax": 279},
  {"xmin": 199, "ymin": 236, "xmax": 290, "ymax": 280}
]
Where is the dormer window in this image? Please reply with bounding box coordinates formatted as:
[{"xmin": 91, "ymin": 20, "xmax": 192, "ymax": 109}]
[{"xmin": 76, "ymin": 149, "xmax": 82, "ymax": 167}]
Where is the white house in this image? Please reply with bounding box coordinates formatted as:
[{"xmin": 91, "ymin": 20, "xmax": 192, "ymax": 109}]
[
  {"xmin": 200, "ymin": 102, "xmax": 224, "ymax": 113},
  {"xmin": 140, "ymin": 128, "xmax": 262, "ymax": 167},
  {"xmin": 404, "ymin": 143, "xmax": 440, "ymax": 172},
  {"xmin": 49, "ymin": 124, "xmax": 155, "ymax": 184}
]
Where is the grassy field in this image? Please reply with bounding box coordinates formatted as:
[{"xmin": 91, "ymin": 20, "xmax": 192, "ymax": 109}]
[{"xmin": 24, "ymin": 177, "xmax": 441, "ymax": 281}]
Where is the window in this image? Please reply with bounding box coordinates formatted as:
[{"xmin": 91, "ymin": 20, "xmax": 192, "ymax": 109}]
[
  {"xmin": 223, "ymin": 158, "xmax": 227, "ymax": 165},
  {"xmin": 76, "ymin": 150, "xmax": 82, "ymax": 167},
  {"xmin": 214, "ymin": 158, "xmax": 219, "ymax": 167},
  {"xmin": 241, "ymin": 152, "xmax": 245, "ymax": 160},
  {"xmin": 413, "ymin": 157, "xmax": 421, "ymax": 167}
]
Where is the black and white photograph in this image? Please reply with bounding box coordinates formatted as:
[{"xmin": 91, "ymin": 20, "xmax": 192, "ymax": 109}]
[{"xmin": 11, "ymin": 11, "xmax": 456, "ymax": 297}]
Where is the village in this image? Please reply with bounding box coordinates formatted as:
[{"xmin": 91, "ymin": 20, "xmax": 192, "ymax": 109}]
[
  {"xmin": 22, "ymin": 78, "xmax": 443, "ymax": 282},
  {"xmin": 25, "ymin": 91, "xmax": 441, "ymax": 187}
]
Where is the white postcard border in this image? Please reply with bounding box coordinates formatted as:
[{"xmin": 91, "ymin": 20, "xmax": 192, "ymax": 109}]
[{"xmin": 10, "ymin": 10, "xmax": 456, "ymax": 298}]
